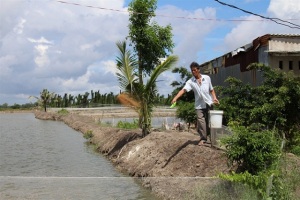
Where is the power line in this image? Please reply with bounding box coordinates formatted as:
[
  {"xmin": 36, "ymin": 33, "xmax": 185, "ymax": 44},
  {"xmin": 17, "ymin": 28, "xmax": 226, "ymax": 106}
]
[
  {"xmin": 56, "ymin": 0, "xmax": 300, "ymax": 27},
  {"xmin": 56, "ymin": 0, "xmax": 129, "ymax": 13},
  {"xmin": 214, "ymin": 0, "xmax": 300, "ymax": 29}
]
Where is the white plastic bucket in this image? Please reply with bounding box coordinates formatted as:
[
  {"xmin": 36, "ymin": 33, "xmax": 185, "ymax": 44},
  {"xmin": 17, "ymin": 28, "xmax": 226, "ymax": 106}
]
[{"xmin": 209, "ymin": 110, "xmax": 223, "ymax": 128}]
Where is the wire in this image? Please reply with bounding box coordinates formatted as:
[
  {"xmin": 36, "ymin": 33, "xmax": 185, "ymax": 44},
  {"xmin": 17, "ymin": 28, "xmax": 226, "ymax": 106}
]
[
  {"xmin": 214, "ymin": 0, "xmax": 300, "ymax": 29},
  {"xmin": 55, "ymin": 0, "xmax": 300, "ymax": 27},
  {"xmin": 56, "ymin": 0, "xmax": 129, "ymax": 13}
]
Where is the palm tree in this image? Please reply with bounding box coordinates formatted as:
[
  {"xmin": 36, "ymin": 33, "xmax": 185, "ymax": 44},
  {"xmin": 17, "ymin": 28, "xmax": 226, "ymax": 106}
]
[
  {"xmin": 116, "ymin": 40, "xmax": 178, "ymax": 137},
  {"xmin": 29, "ymin": 89, "xmax": 54, "ymax": 112}
]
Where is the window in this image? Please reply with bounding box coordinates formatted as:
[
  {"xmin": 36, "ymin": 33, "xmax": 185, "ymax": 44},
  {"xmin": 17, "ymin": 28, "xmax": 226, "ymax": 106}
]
[
  {"xmin": 213, "ymin": 68, "xmax": 218, "ymax": 74},
  {"xmin": 279, "ymin": 61, "xmax": 283, "ymax": 69},
  {"xmin": 289, "ymin": 61, "xmax": 293, "ymax": 70}
]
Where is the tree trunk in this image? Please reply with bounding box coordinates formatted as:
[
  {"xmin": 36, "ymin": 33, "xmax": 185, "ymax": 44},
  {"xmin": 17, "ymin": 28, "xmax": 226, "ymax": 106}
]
[
  {"xmin": 141, "ymin": 104, "xmax": 151, "ymax": 137},
  {"xmin": 138, "ymin": 53, "xmax": 143, "ymax": 85}
]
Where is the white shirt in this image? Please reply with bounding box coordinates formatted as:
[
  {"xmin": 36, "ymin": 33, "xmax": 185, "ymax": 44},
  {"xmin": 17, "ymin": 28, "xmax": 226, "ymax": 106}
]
[{"xmin": 183, "ymin": 74, "xmax": 214, "ymax": 109}]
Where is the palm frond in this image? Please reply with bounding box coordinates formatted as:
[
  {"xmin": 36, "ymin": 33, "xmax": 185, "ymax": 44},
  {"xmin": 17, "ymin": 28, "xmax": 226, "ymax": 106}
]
[
  {"xmin": 145, "ymin": 55, "xmax": 178, "ymax": 92},
  {"xmin": 117, "ymin": 93, "xmax": 141, "ymax": 110},
  {"xmin": 116, "ymin": 41, "xmax": 138, "ymax": 92}
]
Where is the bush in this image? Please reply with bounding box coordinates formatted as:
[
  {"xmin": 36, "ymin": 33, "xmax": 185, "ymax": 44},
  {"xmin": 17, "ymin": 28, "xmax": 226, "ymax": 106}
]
[
  {"xmin": 176, "ymin": 101, "xmax": 196, "ymax": 128},
  {"xmin": 291, "ymin": 146, "xmax": 300, "ymax": 156},
  {"xmin": 221, "ymin": 125, "xmax": 281, "ymax": 174},
  {"xmin": 116, "ymin": 119, "xmax": 139, "ymax": 129},
  {"xmin": 219, "ymin": 125, "xmax": 291, "ymax": 199},
  {"xmin": 57, "ymin": 108, "xmax": 69, "ymax": 115},
  {"xmin": 216, "ymin": 65, "xmax": 300, "ymax": 149},
  {"xmin": 83, "ymin": 130, "xmax": 93, "ymax": 139}
]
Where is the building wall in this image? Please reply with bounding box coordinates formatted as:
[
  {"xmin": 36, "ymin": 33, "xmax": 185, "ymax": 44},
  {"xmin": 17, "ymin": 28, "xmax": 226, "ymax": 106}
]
[
  {"xmin": 268, "ymin": 37, "xmax": 300, "ymax": 75},
  {"xmin": 204, "ymin": 35, "xmax": 300, "ymax": 87},
  {"xmin": 269, "ymin": 37, "xmax": 300, "ymax": 51},
  {"xmin": 269, "ymin": 55, "xmax": 300, "ymax": 75},
  {"xmin": 210, "ymin": 64, "xmax": 264, "ymax": 87},
  {"xmin": 258, "ymin": 46, "xmax": 269, "ymax": 65}
]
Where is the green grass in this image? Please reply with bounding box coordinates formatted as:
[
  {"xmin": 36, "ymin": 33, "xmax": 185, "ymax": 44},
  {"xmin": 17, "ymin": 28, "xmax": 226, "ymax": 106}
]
[
  {"xmin": 186, "ymin": 181, "xmax": 259, "ymax": 200},
  {"xmin": 57, "ymin": 108, "xmax": 69, "ymax": 115},
  {"xmin": 116, "ymin": 119, "xmax": 139, "ymax": 129},
  {"xmin": 83, "ymin": 130, "xmax": 94, "ymax": 139}
]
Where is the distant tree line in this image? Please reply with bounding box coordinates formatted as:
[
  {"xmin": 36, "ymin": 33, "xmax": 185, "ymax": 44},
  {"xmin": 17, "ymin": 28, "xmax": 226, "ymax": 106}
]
[
  {"xmin": 0, "ymin": 102, "xmax": 37, "ymax": 110},
  {"xmin": 48, "ymin": 90, "xmax": 118, "ymax": 108},
  {"xmin": 0, "ymin": 89, "xmax": 173, "ymax": 110},
  {"xmin": 47, "ymin": 90, "xmax": 173, "ymax": 108}
]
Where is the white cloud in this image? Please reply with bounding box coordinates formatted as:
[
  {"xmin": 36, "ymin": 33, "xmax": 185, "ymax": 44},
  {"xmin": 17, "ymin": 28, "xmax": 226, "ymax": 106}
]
[
  {"xmin": 156, "ymin": 6, "xmax": 218, "ymax": 65},
  {"xmin": 0, "ymin": 1, "xmax": 26, "ymax": 37},
  {"xmin": 102, "ymin": 60, "xmax": 119, "ymax": 74},
  {"xmin": 13, "ymin": 18, "xmax": 26, "ymax": 34},
  {"xmin": 268, "ymin": 0, "xmax": 300, "ymax": 18},
  {"xmin": 34, "ymin": 44, "xmax": 50, "ymax": 68},
  {"xmin": 28, "ymin": 37, "xmax": 53, "ymax": 44}
]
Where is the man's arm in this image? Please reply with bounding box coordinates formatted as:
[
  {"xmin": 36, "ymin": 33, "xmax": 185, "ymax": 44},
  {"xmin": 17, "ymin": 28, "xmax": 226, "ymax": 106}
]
[
  {"xmin": 210, "ymin": 89, "xmax": 219, "ymax": 104},
  {"xmin": 171, "ymin": 89, "xmax": 186, "ymax": 104}
]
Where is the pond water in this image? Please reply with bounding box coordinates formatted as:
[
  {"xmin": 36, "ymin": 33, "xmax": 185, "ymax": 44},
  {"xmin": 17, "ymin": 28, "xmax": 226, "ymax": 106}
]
[{"xmin": 0, "ymin": 113, "xmax": 160, "ymax": 200}]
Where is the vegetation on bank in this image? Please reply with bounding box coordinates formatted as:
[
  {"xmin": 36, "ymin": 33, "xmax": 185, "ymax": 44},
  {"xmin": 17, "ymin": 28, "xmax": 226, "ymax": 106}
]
[{"xmin": 116, "ymin": 119, "xmax": 139, "ymax": 129}]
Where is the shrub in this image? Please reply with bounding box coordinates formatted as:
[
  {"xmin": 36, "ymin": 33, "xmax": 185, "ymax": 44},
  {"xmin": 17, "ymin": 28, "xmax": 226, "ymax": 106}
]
[
  {"xmin": 221, "ymin": 125, "xmax": 281, "ymax": 174},
  {"xmin": 176, "ymin": 101, "xmax": 196, "ymax": 129},
  {"xmin": 216, "ymin": 64, "xmax": 300, "ymax": 150},
  {"xmin": 57, "ymin": 108, "xmax": 69, "ymax": 115},
  {"xmin": 116, "ymin": 119, "xmax": 139, "ymax": 129},
  {"xmin": 83, "ymin": 130, "xmax": 93, "ymax": 139},
  {"xmin": 291, "ymin": 146, "xmax": 300, "ymax": 156},
  {"xmin": 219, "ymin": 125, "xmax": 291, "ymax": 199}
]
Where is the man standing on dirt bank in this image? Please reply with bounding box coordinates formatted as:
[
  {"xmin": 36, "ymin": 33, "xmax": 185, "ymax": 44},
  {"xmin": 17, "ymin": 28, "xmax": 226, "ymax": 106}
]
[{"xmin": 171, "ymin": 62, "xmax": 219, "ymax": 146}]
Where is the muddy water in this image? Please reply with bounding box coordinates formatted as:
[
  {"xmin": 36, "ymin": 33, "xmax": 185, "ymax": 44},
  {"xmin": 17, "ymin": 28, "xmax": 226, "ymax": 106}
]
[{"xmin": 0, "ymin": 113, "xmax": 159, "ymax": 200}]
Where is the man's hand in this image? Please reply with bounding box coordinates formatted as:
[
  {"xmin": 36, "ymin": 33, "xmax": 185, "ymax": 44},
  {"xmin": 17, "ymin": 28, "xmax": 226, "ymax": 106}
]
[{"xmin": 213, "ymin": 99, "xmax": 219, "ymax": 105}]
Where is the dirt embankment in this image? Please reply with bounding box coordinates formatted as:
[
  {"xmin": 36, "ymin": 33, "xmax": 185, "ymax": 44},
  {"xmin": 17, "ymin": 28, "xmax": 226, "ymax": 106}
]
[{"xmin": 34, "ymin": 111, "xmax": 300, "ymax": 200}]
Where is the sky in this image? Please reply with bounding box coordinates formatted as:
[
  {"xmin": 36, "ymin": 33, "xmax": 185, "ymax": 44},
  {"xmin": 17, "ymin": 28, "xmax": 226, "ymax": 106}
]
[{"xmin": 1, "ymin": 0, "xmax": 300, "ymax": 105}]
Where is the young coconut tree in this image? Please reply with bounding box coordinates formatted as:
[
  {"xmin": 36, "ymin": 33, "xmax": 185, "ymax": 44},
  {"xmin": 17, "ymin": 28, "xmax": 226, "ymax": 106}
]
[
  {"xmin": 116, "ymin": 40, "xmax": 178, "ymax": 137},
  {"xmin": 29, "ymin": 89, "xmax": 54, "ymax": 112}
]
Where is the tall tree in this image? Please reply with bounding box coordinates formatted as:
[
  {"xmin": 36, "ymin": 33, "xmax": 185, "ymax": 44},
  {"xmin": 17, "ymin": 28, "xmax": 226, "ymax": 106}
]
[{"xmin": 128, "ymin": 0, "xmax": 174, "ymax": 84}]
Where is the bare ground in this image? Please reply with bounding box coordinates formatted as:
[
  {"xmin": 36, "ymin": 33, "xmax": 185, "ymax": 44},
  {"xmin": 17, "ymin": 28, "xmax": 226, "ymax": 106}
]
[{"xmin": 34, "ymin": 110, "xmax": 300, "ymax": 200}]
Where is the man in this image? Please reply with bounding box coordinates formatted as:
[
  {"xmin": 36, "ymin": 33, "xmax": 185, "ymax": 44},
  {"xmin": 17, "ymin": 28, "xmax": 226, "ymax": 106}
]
[{"xmin": 171, "ymin": 62, "xmax": 219, "ymax": 145}]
